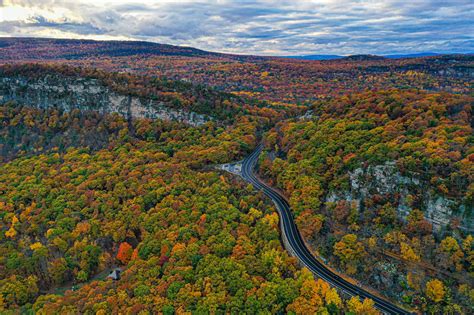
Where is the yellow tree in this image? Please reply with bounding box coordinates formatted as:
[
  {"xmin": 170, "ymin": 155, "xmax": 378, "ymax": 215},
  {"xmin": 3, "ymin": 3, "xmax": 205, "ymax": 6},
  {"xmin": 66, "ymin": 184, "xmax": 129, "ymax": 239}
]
[
  {"xmin": 439, "ymin": 236, "xmax": 464, "ymax": 271},
  {"xmin": 425, "ymin": 279, "xmax": 446, "ymax": 303},
  {"xmin": 333, "ymin": 234, "xmax": 366, "ymax": 274},
  {"xmin": 347, "ymin": 296, "xmax": 378, "ymax": 315},
  {"xmin": 287, "ymin": 269, "xmax": 343, "ymax": 314},
  {"xmin": 400, "ymin": 242, "xmax": 420, "ymax": 262},
  {"xmin": 5, "ymin": 215, "xmax": 19, "ymax": 238}
]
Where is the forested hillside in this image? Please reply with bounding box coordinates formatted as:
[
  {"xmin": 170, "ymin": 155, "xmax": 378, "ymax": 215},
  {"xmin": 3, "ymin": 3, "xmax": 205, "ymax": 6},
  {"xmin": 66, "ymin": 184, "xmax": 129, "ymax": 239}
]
[
  {"xmin": 259, "ymin": 89, "xmax": 473, "ymax": 313},
  {"xmin": 0, "ymin": 37, "xmax": 224, "ymax": 59},
  {"xmin": 0, "ymin": 104, "xmax": 376, "ymax": 313},
  {"xmin": 1, "ymin": 38, "xmax": 472, "ymax": 105}
]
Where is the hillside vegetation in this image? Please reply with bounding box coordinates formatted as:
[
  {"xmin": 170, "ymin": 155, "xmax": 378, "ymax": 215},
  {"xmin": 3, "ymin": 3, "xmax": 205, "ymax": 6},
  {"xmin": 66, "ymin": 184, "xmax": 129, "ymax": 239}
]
[
  {"xmin": 0, "ymin": 104, "xmax": 380, "ymax": 313},
  {"xmin": 260, "ymin": 89, "xmax": 473, "ymax": 313},
  {"xmin": 0, "ymin": 38, "xmax": 472, "ymax": 314}
]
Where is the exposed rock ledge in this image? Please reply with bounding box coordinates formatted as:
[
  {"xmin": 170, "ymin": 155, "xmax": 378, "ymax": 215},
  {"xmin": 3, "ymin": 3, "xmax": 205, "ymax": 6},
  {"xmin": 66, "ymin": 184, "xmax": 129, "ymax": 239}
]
[
  {"xmin": 326, "ymin": 162, "xmax": 472, "ymax": 232},
  {"xmin": 0, "ymin": 76, "xmax": 212, "ymax": 126}
]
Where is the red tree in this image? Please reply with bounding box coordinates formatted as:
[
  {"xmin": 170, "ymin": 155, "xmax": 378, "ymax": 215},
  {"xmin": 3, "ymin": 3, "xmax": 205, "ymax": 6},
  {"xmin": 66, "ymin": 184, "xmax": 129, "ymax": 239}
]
[{"xmin": 116, "ymin": 242, "xmax": 133, "ymax": 265}]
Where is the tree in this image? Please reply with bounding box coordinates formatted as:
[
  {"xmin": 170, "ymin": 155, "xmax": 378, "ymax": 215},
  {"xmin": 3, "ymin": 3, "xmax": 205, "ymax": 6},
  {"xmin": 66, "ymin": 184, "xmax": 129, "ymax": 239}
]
[
  {"xmin": 49, "ymin": 258, "xmax": 68, "ymax": 285},
  {"xmin": 425, "ymin": 279, "xmax": 445, "ymax": 303},
  {"xmin": 462, "ymin": 235, "xmax": 474, "ymax": 272},
  {"xmin": 289, "ymin": 176, "xmax": 323, "ymax": 216},
  {"xmin": 325, "ymin": 287, "xmax": 342, "ymax": 310},
  {"xmin": 333, "ymin": 234, "xmax": 366, "ymax": 274},
  {"xmin": 5, "ymin": 215, "xmax": 19, "ymax": 238},
  {"xmin": 346, "ymin": 296, "xmax": 378, "ymax": 315},
  {"xmin": 407, "ymin": 271, "xmax": 424, "ymax": 291},
  {"xmin": 76, "ymin": 270, "xmax": 88, "ymax": 283},
  {"xmin": 286, "ymin": 274, "xmax": 342, "ymax": 314},
  {"xmin": 296, "ymin": 210, "xmax": 324, "ymax": 240},
  {"xmin": 400, "ymin": 242, "xmax": 420, "ymax": 262},
  {"xmin": 405, "ymin": 209, "xmax": 432, "ymax": 236},
  {"xmin": 117, "ymin": 242, "xmax": 133, "ymax": 265},
  {"xmin": 438, "ymin": 236, "xmax": 464, "ymax": 271}
]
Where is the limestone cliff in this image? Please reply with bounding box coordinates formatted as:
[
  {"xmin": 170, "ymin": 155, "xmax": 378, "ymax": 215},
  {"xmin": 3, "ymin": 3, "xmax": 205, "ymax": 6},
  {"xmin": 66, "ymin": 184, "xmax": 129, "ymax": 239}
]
[{"xmin": 0, "ymin": 75, "xmax": 212, "ymax": 126}]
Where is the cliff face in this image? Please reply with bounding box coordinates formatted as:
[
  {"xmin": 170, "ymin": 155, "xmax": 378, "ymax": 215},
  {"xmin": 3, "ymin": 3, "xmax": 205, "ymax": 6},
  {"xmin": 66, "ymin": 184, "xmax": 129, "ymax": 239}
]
[
  {"xmin": 0, "ymin": 75, "xmax": 212, "ymax": 126},
  {"xmin": 326, "ymin": 162, "xmax": 473, "ymax": 232}
]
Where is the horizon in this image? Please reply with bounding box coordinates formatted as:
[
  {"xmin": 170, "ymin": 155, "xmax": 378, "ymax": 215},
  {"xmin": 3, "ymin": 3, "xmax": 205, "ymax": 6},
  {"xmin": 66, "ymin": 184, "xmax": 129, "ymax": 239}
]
[
  {"xmin": 1, "ymin": 0, "xmax": 473, "ymax": 56},
  {"xmin": 1, "ymin": 36, "xmax": 473, "ymax": 58}
]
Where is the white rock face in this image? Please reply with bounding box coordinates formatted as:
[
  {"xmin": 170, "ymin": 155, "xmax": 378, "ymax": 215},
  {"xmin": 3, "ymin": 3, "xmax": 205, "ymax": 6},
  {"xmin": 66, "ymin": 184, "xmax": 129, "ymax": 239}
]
[
  {"xmin": 425, "ymin": 197, "xmax": 456, "ymax": 230},
  {"xmin": 0, "ymin": 76, "xmax": 212, "ymax": 127},
  {"xmin": 326, "ymin": 162, "xmax": 472, "ymax": 231},
  {"xmin": 350, "ymin": 162, "xmax": 419, "ymax": 195}
]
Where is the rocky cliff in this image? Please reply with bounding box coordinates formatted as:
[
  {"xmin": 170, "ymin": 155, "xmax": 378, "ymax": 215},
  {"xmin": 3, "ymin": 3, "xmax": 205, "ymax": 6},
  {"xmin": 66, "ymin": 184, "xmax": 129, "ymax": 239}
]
[
  {"xmin": 0, "ymin": 75, "xmax": 212, "ymax": 126},
  {"xmin": 326, "ymin": 162, "xmax": 473, "ymax": 232}
]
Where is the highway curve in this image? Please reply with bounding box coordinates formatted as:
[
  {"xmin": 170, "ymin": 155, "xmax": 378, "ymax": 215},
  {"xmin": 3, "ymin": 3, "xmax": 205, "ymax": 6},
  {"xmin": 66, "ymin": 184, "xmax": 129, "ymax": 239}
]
[{"xmin": 240, "ymin": 144, "xmax": 411, "ymax": 315}]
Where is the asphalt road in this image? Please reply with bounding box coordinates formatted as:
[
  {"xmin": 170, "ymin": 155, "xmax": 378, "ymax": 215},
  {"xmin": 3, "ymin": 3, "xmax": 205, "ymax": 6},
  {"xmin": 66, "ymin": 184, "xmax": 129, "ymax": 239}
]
[{"xmin": 240, "ymin": 144, "xmax": 411, "ymax": 315}]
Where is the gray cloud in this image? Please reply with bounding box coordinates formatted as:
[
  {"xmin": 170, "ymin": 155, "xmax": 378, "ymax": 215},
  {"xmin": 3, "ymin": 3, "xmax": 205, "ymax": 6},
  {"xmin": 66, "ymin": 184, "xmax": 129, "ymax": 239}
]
[{"xmin": 1, "ymin": 0, "xmax": 473, "ymax": 55}]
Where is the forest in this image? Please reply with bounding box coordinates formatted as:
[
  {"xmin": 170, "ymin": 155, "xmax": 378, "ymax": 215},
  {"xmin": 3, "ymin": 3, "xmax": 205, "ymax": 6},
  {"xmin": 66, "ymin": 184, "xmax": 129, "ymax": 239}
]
[
  {"xmin": 0, "ymin": 38, "xmax": 472, "ymax": 314},
  {"xmin": 259, "ymin": 89, "xmax": 473, "ymax": 313},
  {"xmin": 0, "ymin": 103, "xmax": 378, "ymax": 313}
]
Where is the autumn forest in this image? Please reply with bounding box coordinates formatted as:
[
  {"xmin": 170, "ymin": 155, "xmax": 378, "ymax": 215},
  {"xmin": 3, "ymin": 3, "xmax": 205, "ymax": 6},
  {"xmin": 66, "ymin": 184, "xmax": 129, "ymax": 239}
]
[{"xmin": 0, "ymin": 37, "xmax": 472, "ymax": 314}]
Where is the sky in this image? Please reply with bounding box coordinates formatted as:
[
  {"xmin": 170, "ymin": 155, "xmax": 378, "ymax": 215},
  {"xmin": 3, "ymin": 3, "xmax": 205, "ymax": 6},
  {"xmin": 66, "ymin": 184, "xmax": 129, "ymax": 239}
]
[{"xmin": 0, "ymin": 0, "xmax": 473, "ymax": 56}]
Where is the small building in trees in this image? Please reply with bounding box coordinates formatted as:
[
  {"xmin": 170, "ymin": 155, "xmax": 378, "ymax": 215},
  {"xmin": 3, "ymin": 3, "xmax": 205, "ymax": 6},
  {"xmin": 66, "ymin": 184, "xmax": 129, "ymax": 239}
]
[{"xmin": 107, "ymin": 268, "xmax": 122, "ymax": 281}]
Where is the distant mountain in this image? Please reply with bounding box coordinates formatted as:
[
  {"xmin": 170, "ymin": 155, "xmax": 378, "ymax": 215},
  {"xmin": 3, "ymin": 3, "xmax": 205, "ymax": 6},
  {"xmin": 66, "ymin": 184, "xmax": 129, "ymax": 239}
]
[
  {"xmin": 0, "ymin": 37, "xmax": 267, "ymax": 62},
  {"xmin": 284, "ymin": 52, "xmax": 473, "ymax": 61},
  {"xmin": 3, "ymin": 38, "xmax": 471, "ymax": 63},
  {"xmin": 384, "ymin": 52, "xmax": 440, "ymax": 59},
  {"xmin": 283, "ymin": 54, "xmax": 387, "ymax": 61},
  {"xmin": 0, "ymin": 37, "xmax": 221, "ymax": 60},
  {"xmin": 284, "ymin": 54, "xmax": 387, "ymax": 61},
  {"xmin": 283, "ymin": 54, "xmax": 343, "ymax": 60},
  {"xmin": 341, "ymin": 54, "xmax": 386, "ymax": 61}
]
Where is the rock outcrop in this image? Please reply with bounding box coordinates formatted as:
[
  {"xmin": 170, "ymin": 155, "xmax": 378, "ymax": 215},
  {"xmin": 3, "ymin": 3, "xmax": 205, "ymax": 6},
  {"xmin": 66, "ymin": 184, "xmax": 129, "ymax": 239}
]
[
  {"xmin": 326, "ymin": 162, "xmax": 473, "ymax": 232},
  {"xmin": 0, "ymin": 75, "xmax": 212, "ymax": 126}
]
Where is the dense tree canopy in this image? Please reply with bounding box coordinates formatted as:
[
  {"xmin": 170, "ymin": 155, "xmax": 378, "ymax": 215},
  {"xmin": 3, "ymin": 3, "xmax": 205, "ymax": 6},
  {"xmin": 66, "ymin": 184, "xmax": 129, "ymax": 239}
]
[
  {"xmin": 0, "ymin": 105, "xmax": 366, "ymax": 313},
  {"xmin": 260, "ymin": 89, "xmax": 473, "ymax": 313},
  {"xmin": 0, "ymin": 38, "xmax": 472, "ymax": 314}
]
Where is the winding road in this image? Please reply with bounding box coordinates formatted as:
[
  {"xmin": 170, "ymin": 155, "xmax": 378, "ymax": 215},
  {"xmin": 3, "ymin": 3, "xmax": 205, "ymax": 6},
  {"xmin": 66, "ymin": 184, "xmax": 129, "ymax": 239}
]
[{"xmin": 240, "ymin": 144, "xmax": 411, "ymax": 315}]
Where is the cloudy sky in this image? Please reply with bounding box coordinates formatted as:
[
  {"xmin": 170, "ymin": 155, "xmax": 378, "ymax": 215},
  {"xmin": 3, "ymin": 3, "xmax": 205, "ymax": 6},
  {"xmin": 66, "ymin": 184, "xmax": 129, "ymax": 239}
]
[{"xmin": 1, "ymin": 0, "xmax": 473, "ymax": 56}]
